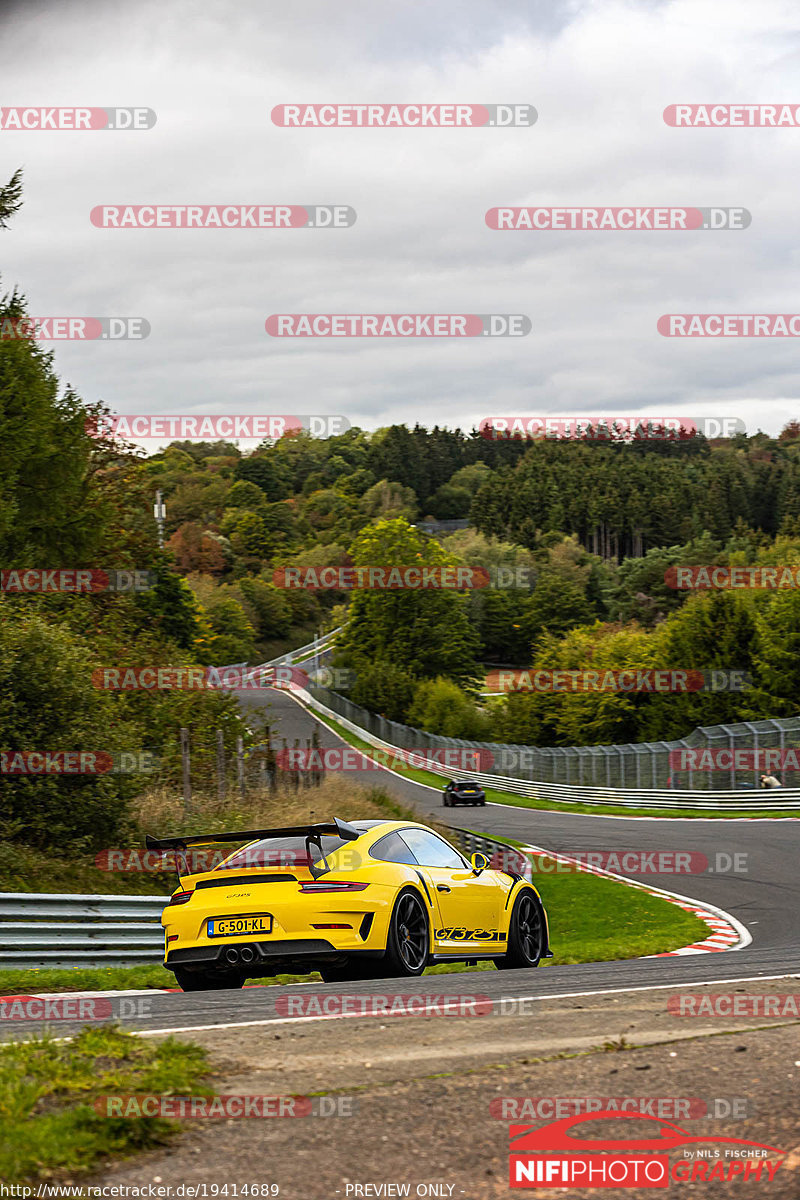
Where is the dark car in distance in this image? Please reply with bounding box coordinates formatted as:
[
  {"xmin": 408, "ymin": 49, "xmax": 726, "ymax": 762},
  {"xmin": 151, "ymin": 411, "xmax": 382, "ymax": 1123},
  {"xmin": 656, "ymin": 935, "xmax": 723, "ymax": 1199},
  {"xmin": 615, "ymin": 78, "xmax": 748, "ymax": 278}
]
[{"xmin": 442, "ymin": 779, "xmax": 487, "ymax": 807}]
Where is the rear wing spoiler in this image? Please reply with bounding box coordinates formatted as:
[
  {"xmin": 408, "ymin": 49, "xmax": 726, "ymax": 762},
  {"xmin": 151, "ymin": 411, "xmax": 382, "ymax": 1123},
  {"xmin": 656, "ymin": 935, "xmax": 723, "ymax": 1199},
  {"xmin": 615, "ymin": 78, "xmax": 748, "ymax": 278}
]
[
  {"xmin": 145, "ymin": 817, "xmax": 361, "ymax": 853},
  {"xmin": 145, "ymin": 816, "xmax": 362, "ymax": 883}
]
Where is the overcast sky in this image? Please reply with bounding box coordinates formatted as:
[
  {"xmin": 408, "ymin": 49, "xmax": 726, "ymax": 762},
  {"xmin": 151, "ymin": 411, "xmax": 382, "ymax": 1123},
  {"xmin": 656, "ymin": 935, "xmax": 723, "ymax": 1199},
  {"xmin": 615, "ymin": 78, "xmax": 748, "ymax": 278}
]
[{"xmin": 2, "ymin": 0, "xmax": 800, "ymax": 446}]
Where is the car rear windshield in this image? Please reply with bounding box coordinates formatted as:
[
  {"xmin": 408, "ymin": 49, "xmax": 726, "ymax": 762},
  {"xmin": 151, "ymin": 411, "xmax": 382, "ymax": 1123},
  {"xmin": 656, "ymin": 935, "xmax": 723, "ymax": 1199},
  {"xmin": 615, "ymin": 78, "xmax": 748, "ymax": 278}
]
[{"xmin": 215, "ymin": 835, "xmax": 350, "ymax": 871}]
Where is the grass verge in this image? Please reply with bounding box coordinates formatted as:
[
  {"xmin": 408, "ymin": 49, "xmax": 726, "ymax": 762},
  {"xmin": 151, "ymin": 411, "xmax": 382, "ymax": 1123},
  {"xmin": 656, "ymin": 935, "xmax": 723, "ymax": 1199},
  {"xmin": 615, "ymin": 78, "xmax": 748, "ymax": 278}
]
[{"xmin": 0, "ymin": 1025, "xmax": 208, "ymax": 1183}]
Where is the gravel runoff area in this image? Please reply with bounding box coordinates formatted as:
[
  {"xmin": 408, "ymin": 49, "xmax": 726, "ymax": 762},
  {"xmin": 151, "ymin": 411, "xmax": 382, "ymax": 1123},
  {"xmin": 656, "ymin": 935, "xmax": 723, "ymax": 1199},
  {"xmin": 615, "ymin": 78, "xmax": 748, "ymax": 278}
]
[{"xmin": 85, "ymin": 979, "xmax": 800, "ymax": 1200}]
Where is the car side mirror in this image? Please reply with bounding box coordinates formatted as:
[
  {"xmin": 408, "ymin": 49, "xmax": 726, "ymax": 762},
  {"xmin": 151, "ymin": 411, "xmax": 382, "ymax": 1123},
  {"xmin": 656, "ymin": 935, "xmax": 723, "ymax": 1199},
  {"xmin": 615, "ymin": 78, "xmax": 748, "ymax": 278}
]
[{"xmin": 471, "ymin": 851, "xmax": 490, "ymax": 875}]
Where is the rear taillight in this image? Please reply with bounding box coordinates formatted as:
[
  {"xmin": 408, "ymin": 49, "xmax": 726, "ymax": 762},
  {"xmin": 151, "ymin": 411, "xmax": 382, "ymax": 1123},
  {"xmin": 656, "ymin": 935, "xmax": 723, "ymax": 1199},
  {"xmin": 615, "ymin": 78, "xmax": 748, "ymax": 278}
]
[
  {"xmin": 168, "ymin": 889, "xmax": 193, "ymax": 905},
  {"xmin": 299, "ymin": 881, "xmax": 369, "ymax": 893}
]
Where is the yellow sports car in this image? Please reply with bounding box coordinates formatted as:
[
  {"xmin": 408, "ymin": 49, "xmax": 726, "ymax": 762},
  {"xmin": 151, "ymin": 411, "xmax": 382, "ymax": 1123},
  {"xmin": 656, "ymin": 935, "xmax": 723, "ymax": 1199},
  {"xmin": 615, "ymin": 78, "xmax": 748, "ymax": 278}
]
[{"xmin": 147, "ymin": 817, "xmax": 551, "ymax": 990}]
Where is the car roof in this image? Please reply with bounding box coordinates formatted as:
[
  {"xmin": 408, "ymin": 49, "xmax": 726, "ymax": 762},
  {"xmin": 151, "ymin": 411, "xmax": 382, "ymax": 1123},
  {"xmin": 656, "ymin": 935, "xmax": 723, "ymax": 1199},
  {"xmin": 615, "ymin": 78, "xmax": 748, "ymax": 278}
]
[{"xmin": 348, "ymin": 819, "xmax": 455, "ymax": 839}]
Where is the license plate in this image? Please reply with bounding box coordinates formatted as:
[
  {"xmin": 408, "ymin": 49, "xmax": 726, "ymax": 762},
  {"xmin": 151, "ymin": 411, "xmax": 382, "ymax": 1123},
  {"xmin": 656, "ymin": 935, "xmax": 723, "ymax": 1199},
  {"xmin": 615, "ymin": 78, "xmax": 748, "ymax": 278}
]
[{"xmin": 207, "ymin": 914, "xmax": 272, "ymax": 937}]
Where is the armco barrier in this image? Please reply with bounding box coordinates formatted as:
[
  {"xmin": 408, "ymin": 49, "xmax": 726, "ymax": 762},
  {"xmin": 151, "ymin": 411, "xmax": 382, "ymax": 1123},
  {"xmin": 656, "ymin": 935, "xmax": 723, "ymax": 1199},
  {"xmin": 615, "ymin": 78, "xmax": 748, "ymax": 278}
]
[
  {"xmin": 253, "ymin": 627, "xmax": 341, "ymax": 672},
  {"xmin": 450, "ymin": 827, "xmax": 526, "ymax": 868},
  {"xmin": 0, "ymin": 893, "xmax": 168, "ymax": 970}
]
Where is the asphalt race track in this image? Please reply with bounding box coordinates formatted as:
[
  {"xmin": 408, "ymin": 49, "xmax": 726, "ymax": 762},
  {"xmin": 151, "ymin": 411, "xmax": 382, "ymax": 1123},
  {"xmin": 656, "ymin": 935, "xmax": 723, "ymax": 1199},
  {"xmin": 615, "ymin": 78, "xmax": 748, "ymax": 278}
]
[
  {"xmin": 246, "ymin": 688, "xmax": 800, "ymax": 959},
  {"xmin": 2, "ymin": 685, "xmax": 797, "ymax": 1043}
]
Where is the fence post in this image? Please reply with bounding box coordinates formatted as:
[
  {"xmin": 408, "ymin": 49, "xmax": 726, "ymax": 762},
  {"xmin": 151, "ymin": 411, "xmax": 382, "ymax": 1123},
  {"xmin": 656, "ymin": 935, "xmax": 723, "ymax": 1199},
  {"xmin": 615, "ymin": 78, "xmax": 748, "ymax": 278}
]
[
  {"xmin": 266, "ymin": 739, "xmax": 277, "ymax": 793},
  {"xmin": 180, "ymin": 728, "xmax": 191, "ymax": 812},
  {"xmin": 236, "ymin": 735, "xmax": 245, "ymax": 798},
  {"xmin": 216, "ymin": 730, "xmax": 226, "ymax": 802},
  {"xmin": 311, "ymin": 723, "xmax": 323, "ymax": 787}
]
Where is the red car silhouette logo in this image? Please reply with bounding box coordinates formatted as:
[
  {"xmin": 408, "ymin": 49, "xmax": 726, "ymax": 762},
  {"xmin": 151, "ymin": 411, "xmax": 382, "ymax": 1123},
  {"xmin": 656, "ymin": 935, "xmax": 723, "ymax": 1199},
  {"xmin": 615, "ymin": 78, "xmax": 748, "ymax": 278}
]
[{"xmin": 510, "ymin": 1111, "xmax": 784, "ymax": 1156}]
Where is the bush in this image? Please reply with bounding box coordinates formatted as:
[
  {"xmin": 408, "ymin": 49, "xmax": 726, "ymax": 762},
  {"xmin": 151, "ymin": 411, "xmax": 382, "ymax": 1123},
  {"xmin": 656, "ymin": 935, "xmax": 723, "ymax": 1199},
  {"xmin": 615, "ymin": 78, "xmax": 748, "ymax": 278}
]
[{"xmin": 407, "ymin": 677, "xmax": 490, "ymax": 739}]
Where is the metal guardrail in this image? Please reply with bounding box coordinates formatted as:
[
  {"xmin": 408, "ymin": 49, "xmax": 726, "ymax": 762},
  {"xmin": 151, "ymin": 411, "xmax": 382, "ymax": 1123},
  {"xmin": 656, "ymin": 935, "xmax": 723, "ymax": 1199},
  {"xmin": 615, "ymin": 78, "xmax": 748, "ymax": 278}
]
[
  {"xmin": 251, "ymin": 628, "xmax": 342, "ymax": 672},
  {"xmin": 450, "ymin": 827, "xmax": 513, "ymax": 859},
  {"xmin": 449, "ymin": 828, "xmax": 536, "ymax": 883},
  {"xmin": 0, "ymin": 893, "xmax": 168, "ymax": 970}
]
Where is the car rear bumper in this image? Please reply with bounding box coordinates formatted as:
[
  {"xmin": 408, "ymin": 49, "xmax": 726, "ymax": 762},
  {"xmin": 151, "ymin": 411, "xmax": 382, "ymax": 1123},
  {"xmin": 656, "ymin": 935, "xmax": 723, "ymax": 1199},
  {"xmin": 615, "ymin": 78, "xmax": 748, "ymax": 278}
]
[{"xmin": 165, "ymin": 938, "xmax": 384, "ymax": 974}]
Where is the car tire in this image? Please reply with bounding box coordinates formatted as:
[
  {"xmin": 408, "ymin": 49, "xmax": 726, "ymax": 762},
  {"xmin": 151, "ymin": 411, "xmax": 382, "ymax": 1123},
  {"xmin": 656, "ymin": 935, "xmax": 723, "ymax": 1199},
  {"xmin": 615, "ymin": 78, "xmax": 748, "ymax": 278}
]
[
  {"xmin": 173, "ymin": 967, "xmax": 246, "ymax": 992},
  {"xmin": 494, "ymin": 890, "xmax": 544, "ymax": 970},
  {"xmin": 381, "ymin": 888, "xmax": 429, "ymax": 977}
]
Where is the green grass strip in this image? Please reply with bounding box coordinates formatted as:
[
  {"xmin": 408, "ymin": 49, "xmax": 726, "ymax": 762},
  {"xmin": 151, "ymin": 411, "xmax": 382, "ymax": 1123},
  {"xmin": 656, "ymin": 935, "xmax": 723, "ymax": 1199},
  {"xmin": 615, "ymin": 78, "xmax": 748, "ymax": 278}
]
[{"xmin": 0, "ymin": 1025, "xmax": 209, "ymax": 1182}]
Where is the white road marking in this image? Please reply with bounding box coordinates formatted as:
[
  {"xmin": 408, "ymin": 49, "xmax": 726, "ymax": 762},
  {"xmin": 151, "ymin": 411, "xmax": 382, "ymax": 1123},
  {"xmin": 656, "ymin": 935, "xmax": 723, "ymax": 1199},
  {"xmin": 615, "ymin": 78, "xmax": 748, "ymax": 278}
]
[{"xmin": 131, "ymin": 971, "xmax": 800, "ymax": 1037}]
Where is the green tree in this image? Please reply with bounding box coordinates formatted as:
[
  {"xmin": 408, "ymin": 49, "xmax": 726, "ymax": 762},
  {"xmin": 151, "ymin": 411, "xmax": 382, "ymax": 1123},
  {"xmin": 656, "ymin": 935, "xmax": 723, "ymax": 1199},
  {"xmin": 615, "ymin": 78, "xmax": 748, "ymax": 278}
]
[
  {"xmin": 0, "ymin": 169, "xmax": 23, "ymax": 228},
  {"xmin": 195, "ymin": 596, "xmax": 257, "ymax": 665},
  {"xmin": 238, "ymin": 577, "xmax": 292, "ymax": 640},
  {"xmin": 226, "ymin": 479, "xmax": 268, "ymax": 511},
  {"xmin": 524, "ymin": 572, "xmax": 595, "ymax": 646},
  {"xmin": 0, "ymin": 613, "xmax": 136, "ymax": 848},
  {"xmin": 350, "ymin": 661, "xmax": 418, "ymax": 723},
  {"xmin": 334, "ymin": 518, "xmax": 481, "ymax": 688},
  {"xmin": 427, "ymin": 483, "xmax": 472, "ymax": 520},
  {"xmin": 234, "ymin": 455, "xmax": 291, "ymax": 500}
]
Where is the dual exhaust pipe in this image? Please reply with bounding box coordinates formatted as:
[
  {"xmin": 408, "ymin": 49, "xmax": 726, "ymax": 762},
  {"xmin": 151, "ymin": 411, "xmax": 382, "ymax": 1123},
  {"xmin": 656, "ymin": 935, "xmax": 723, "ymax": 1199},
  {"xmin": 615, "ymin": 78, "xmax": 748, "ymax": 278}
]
[{"xmin": 224, "ymin": 945, "xmax": 256, "ymax": 966}]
